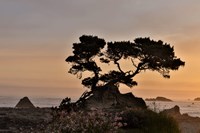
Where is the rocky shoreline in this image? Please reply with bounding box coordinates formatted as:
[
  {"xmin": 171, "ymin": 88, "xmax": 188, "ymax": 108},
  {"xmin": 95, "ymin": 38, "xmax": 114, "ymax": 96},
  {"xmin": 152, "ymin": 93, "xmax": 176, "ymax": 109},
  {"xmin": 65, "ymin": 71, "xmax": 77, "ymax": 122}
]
[
  {"xmin": 162, "ymin": 105, "xmax": 200, "ymax": 133},
  {"xmin": 0, "ymin": 107, "xmax": 52, "ymax": 132},
  {"xmin": 0, "ymin": 105, "xmax": 200, "ymax": 132}
]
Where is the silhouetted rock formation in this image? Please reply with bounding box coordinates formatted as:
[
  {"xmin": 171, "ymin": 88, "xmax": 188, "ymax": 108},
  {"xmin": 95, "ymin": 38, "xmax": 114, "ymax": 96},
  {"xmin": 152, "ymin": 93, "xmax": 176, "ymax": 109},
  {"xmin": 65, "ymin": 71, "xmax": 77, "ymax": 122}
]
[
  {"xmin": 15, "ymin": 97, "xmax": 35, "ymax": 108},
  {"xmin": 145, "ymin": 96, "xmax": 172, "ymax": 102},
  {"xmin": 85, "ymin": 84, "xmax": 146, "ymax": 109},
  {"xmin": 162, "ymin": 105, "xmax": 181, "ymax": 115}
]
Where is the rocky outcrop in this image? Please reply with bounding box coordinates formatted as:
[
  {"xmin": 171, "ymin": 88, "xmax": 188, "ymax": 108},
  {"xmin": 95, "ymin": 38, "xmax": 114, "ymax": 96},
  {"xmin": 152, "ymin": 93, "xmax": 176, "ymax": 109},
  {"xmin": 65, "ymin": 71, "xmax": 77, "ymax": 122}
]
[
  {"xmin": 0, "ymin": 107, "xmax": 52, "ymax": 132},
  {"xmin": 84, "ymin": 84, "xmax": 146, "ymax": 109},
  {"xmin": 194, "ymin": 97, "xmax": 200, "ymax": 101},
  {"xmin": 145, "ymin": 96, "xmax": 173, "ymax": 102},
  {"xmin": 162, "ymin": 105, "xmax": 200, "ymax": 133},
  {"xmin": 15, "ymin": 97, "xmax": 35, "ymax": 108},
  {"xmin": 161, "ymin": 105, "xmax": 181, "ymax": 115}
]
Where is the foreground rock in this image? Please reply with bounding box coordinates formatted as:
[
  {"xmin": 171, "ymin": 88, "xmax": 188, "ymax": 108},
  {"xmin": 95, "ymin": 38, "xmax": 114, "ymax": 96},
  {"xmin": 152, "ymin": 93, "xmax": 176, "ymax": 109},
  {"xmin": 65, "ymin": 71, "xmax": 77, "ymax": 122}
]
[
  {"xmin": 85, "ymin": 84, "xmax": 146, "ymax": 109},
  {"xmin": 162, "ymin": 105, "xmax": 200, "ymax": 133},
  {"xmin": 145, "ymin": 96, "xmax": 173, "ymax": 102},
  {"xmin": 0, "ymin": 107, "xmax": 52, "ymax": 132},
  {"xmin": 15, "ymin": 97, "xmax": 35, "ymax": 108}
]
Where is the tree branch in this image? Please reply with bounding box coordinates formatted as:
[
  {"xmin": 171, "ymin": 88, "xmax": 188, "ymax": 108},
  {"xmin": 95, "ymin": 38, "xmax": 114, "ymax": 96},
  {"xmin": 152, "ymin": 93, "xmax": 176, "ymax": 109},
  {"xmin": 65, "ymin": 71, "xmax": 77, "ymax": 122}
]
[
  {"xmin": 114, "ymin": 60, "xmax": 124, "ymax": 73},
  {"xmin": 129, "ymin": 62, "xmax": 146, "ymax": 78},
  {"xmin": 131, "ymin": 58, "xmax": 137, "ymax": 68},
  {"xmin": 91, "ymin": 62, "xmax": 100, "ymax": 91}
]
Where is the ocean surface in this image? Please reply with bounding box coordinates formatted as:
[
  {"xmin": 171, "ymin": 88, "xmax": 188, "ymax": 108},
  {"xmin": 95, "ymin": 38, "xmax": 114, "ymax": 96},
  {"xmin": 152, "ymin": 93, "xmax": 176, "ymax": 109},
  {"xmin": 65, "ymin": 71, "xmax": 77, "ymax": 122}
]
[
  {"xmin": 0, "ymin": 96, "xmax": 62, "ymax": 108},
  {"xmin": 0, "ymin": 96, "xmax": 200, "ymax": 117}
]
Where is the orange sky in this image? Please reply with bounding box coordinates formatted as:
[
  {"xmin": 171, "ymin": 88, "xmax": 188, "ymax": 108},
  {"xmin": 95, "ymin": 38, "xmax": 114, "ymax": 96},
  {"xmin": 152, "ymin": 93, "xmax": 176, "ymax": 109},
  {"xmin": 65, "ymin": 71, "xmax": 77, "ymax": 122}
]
[{"xmin": 0, "ymin": 1, "xmax": 200, "ymax": 101}]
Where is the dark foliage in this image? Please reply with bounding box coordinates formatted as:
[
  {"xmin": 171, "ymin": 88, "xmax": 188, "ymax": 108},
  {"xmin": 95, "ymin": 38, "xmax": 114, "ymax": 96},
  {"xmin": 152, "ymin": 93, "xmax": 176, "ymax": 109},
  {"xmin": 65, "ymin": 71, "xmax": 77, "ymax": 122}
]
[
  {"xmin": 58, "ymin": 91, "xmax": 93, "ymax": 112},
  {"xmin": 66, "ymin": 35, "xmax": 106, "ymax": 90},
  {"xmin": 66, "ymin": 35, "xmax": 185, "ymax": 91},
  {"xmin": 59, "ymin": 97, "xmax": 74, "ymax": 112},
  {"xmin": 118, "ymin": 109, "xmax": 180, "ymax": 133}
]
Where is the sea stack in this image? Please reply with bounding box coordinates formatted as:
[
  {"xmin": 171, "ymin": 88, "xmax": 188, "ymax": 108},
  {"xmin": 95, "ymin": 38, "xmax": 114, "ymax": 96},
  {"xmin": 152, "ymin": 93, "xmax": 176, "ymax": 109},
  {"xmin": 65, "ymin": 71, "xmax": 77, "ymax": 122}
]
[{"xmin": 15, "ymin": 96, "xmax": 35, "ymax": 108}]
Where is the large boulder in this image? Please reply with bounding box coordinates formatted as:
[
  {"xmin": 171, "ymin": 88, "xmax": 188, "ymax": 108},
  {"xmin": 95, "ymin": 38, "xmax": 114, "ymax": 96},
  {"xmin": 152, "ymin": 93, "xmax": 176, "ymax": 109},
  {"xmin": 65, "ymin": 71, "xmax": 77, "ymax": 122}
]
[
  {"xmin": 84, "ymin": 84, "xmax": 146, "ymax": 109},
  {"xmin": 15, "ymin": 97, "xmax": 35, "ymax": 108},
  {"xmin": 161, "ymin": 105, "xmax": 181, "ymax": 116}
]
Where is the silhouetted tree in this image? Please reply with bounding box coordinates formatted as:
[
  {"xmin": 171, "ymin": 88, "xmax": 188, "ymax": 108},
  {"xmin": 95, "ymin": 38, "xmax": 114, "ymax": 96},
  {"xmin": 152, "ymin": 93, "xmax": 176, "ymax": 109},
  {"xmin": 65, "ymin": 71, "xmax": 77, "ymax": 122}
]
[{"xmin": 66, "ymin": 35, "xmax": 185, "ymax": 94}]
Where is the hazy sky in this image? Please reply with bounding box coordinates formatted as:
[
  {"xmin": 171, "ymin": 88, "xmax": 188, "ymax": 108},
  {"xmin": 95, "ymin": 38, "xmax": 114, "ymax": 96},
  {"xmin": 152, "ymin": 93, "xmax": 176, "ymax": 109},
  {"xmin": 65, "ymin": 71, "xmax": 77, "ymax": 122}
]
[{"xmin": 1, "ymin": 0, "xmax": 200, "ymax": 100}]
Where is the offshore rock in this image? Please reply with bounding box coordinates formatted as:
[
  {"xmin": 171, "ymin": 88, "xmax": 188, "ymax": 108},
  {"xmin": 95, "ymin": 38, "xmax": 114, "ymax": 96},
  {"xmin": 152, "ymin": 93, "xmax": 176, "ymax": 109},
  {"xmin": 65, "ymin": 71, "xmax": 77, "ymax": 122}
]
[
  {"xmin": 145, "ymin": 96, "xmax": 173, "ymax": 102},
  {"xmin": 15, "ymin": 97, "xmax": 35, "ymax": 108}
]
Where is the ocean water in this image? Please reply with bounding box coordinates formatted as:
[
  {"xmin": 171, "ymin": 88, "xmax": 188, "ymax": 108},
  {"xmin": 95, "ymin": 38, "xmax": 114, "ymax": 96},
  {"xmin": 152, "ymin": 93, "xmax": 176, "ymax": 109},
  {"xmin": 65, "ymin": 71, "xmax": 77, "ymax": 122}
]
[
  {"xmin": 0, "ymin": 96, "xmax": 200, "ymax": 118},
  {"xmin": 0, "ymin": 96, "xmax": 62, "ymax": 108}
]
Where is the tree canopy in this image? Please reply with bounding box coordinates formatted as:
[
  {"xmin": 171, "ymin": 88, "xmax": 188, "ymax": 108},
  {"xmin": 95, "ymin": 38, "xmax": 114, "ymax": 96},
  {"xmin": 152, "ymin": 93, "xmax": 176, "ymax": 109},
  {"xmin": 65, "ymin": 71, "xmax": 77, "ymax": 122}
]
[{"xmin": 66, "ymin": 35, "xmax": 185, "ymax": 91}]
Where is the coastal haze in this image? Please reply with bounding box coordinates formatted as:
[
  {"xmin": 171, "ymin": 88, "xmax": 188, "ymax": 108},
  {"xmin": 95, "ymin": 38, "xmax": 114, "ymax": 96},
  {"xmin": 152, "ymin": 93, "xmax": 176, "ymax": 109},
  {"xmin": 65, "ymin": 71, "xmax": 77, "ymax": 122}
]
[{"xmin": 1, "ymin": 0, "xmax": 200, "ymax": 101}]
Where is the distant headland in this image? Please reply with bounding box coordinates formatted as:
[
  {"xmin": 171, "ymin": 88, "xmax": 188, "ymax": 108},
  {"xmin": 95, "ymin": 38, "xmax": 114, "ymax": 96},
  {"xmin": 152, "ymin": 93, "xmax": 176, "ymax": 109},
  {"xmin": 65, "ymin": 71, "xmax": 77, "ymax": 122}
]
[
  {"xmin": 194, "ymin": 97, "xmax": 200, "ymax": 101},
  {"xmin": 145, "ymin": 96, "xmax": 173, "ymax": 102}
]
